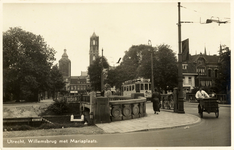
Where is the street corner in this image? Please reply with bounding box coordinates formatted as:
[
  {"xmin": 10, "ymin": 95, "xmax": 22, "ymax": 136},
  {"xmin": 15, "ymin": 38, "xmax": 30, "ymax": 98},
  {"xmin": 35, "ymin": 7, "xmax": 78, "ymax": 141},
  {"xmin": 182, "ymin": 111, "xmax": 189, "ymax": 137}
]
[{"xmin": 146, "ymin": 110, "xmax": 201, "ymax": 130}]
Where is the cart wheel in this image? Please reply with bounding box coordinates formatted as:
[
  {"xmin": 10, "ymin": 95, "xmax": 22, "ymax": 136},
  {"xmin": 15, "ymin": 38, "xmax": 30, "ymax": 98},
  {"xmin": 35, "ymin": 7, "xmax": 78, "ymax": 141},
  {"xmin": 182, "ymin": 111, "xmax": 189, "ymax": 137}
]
[
  {"xmin": 198, "ymin": 105, "xmax": 200, "ymax": 114},
  {"xmin": 215, "ymin": 110, "xmax": 219, "ymax": 118},
  {"xmin": 199, "ymin": 110, "xmax": 203, "ymax": 118},
  {"xmin": 198, "ymin": 106, "xmax": 203, "ymax": 118}
]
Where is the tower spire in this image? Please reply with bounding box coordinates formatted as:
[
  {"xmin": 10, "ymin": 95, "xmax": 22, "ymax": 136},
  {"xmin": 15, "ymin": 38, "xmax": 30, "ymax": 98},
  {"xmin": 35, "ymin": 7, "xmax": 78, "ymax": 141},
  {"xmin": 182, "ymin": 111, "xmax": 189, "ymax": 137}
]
[
  {"xmin": 219, "ymin": 44, "xmax": 222, "ymax": 54},
  {"xmin": 204, "ymin": 46, "xmax": 207, "ymax": 55}
]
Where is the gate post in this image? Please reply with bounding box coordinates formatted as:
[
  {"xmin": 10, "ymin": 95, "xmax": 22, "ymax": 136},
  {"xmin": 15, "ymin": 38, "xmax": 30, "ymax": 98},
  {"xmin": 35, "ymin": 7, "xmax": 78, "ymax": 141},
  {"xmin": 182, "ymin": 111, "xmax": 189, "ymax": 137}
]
[
  {"xmin": 89, "ymin": 90, "xmax": 96, "ymax": 124},
  {"xmin": 94, "ymin": 97, "xmax": 110, "ymax": 124}
]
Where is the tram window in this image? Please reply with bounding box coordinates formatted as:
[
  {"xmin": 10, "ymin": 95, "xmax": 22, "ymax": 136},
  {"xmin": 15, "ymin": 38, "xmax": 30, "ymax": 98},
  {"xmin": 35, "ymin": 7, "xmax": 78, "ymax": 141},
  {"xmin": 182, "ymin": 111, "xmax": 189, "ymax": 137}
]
[
  {"xmin": 124, "ymin": 86, "xmax": 126, "ymax": 91},
  {"xmin": 141, "ymin": 84, "xmax": 144, "ymax": 90},
  {"xmin": 136, "ymin": 84, "xmax": 140, "ymax": 92},
  {"xmin": 129, "ymin": 85, "xmax": 131, "ymax": 91},
  {"xmin": 145, "ymin": 84, "xmax": 148, "ymax": 90},
  {"xmin": 132, "ymin": 85, "xmax": 134, "ymax": 90},
  {"xmin": 149, "ymin": 84, "xmax": 151, "ymax": 90},
  {"xmin": 127, "ymin": 86, "xmax": 128, "ymax": 91}
]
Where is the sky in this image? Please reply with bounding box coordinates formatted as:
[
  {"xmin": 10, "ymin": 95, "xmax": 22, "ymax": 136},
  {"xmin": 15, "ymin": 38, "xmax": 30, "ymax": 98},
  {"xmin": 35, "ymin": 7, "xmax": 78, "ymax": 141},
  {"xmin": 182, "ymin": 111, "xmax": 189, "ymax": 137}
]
[{"xmin": 2, "ymin": 1, "xmax": 232, "ymax": 76}]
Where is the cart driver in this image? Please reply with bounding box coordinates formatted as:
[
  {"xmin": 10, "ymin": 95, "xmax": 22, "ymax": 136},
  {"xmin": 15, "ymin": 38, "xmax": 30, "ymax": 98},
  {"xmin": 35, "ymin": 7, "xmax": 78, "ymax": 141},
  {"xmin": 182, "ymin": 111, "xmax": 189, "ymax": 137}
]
[{"xmin": 195, "ymin": 87, "xmax": 210, "ymax": 109}]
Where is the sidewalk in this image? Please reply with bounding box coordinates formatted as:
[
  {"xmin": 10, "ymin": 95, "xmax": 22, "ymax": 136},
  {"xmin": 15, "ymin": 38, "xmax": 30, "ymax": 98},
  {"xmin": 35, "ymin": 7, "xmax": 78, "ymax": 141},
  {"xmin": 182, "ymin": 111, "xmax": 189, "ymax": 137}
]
[{"xmin": 96, "ymin": 102, "xmax": 201, "ymax": 133}]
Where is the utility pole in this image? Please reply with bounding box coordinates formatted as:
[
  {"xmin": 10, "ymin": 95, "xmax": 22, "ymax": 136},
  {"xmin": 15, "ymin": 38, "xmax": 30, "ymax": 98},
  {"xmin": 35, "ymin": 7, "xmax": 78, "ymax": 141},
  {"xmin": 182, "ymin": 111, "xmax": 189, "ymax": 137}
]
[
  {"xmin": 177, "ymin": 2, "xmax": 185, "ymax": 113},
  {"xmin": 101, "ymin": 48, "xmax": 104, "ymax": 91},
  {"xmin": 149, "ymin": 40, "xmax": 154, "ymax": 94}
]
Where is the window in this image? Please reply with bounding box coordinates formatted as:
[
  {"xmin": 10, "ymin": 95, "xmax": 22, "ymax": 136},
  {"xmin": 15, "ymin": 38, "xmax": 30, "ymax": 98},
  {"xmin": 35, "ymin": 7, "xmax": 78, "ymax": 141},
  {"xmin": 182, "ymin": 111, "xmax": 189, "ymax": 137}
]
[
  {"xmin": 93, "ymin": 56, "xmax": 95, "ymax": 61},
  {"xmin": 93, "ymin": 40, "xmax": 95, "ymax": 45},
  {"xmin": 208, "ymin": 69, "xmax": 211, "ymax": 77},
  {"xmin": 215, "ymin": 69, "xmax": 218, "ymax": 78},
  {"xmin": 182, "ymin": 64, "xmax": 188, "ymax": 70},
  {"xmin": 145, "ymin": 84, "xmax": 148, "ymax": 90},
  {"xmin": 141, "ymin": 84, "xmax": 144, "ymax": 90},
  {"xmin": 197, "ymin": 68, "xmax": 206, "ymax": 75},
  {"xmin": 188, "ymin": 77, "xmax": 192, "ymax": 85},
  {"xmin": 132, "ymin": 85, "xmax": 134, "ymax": 91},
  {"xmin": 129, "ymin": 85, "xmax": 131, "ymax": 91},
  {"xmin": 149, "ymin": 84, "xmax": 151, "ymax": 90}
]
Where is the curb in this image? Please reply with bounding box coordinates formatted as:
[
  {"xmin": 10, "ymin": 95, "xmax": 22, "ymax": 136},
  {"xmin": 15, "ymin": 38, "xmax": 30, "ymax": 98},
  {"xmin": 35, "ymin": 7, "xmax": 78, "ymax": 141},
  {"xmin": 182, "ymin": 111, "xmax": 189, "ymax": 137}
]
[
  {"xmin": 98, "ymin": 112, "xmax": 201, "ymax": 134},
  {"xmin": 136, "ymin": 114, "xmax": 201, "ymax": 133}
]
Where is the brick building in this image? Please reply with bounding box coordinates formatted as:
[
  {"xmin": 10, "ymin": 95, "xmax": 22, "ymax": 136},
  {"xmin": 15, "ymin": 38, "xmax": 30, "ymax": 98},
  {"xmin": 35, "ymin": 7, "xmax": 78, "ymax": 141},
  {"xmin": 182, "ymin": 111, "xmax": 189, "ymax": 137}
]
[{"xmin": 182, "ymin": 48, "xmax": 220, "ymax": 92}]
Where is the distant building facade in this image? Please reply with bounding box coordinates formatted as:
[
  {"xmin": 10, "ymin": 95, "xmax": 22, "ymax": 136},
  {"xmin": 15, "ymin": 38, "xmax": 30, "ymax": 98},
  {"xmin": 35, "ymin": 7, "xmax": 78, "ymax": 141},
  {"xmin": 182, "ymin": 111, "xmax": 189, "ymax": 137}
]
[
  {"xmin": 69, "ymin": 74, "xmax": 90, "ymax": 95},
  {"xmin": 59, "ymin": 49, "xmax": 71, "ymax": 81},
  {"xmin": 182, "ymin": 48, "xmax": 220, "ymax": 92},
  {"xmin": 58, "ymin": 32, "xmax": 102, "ymax": 94},
  {"xmin": 59, "ymin": 49, "xmax": 91, "ymax": 95}
]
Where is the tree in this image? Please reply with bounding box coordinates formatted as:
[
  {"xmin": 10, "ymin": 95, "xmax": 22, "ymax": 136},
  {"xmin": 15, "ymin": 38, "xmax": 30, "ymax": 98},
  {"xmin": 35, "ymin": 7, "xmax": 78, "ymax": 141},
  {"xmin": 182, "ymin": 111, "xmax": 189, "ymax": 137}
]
[
  {"xmin": 107, "ymin": 44, "xmax": 178, "ymax": 92},
  {"xmin": 110, "ymin": 45, "xmax": 147, "ymax": 89},
  {"xmin": 137, "ymin": 44, "xmax": 178, "ymax": 92},
  {"xmin": 88, "ymin": 56, "xmax": 109, "ymax": 91},
  {"xmin": 154, "ymin": 44, "xmax": 178, "ymax": 92},
  {"xmin": 215, "ymin": 46, "xmax": 230, "ymax": 100},
  {"xmin": 3, "ymin": 27, "xmax": 56, "ymax": 102},
  {"xmin": 49, "ymin": 65, "xmax": 66, "ymax": 100},
  {"xmin": 106, "ymin": 65, "xmax": 125, "ymax": 90}
]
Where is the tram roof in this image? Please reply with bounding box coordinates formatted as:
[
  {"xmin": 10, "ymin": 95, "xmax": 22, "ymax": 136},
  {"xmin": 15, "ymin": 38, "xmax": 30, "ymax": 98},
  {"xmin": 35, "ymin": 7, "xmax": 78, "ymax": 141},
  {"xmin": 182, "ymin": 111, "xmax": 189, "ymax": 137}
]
[{"xmin": 122, "ymin": 78, "xmax": 151, "ymax": 85}]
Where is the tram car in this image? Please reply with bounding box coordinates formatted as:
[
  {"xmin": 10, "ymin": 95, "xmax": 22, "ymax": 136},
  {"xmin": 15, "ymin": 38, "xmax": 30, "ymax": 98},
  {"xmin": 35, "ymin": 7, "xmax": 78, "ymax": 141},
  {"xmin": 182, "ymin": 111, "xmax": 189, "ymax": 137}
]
[{"xmin": 121, "ymin": 78, "xmax": 152, "ymax": 99}]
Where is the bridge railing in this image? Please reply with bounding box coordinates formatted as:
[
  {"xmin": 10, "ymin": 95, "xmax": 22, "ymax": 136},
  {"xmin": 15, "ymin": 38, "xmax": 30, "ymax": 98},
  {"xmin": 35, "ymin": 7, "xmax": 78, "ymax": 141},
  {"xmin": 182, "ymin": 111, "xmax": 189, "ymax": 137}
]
[
  {"xmin": 57, "ymin": 95, "xmax": 90, "ymax": 103},
  {"xmin": 108, "ymin": 97, "xmax": 146, "ymax": 122}
]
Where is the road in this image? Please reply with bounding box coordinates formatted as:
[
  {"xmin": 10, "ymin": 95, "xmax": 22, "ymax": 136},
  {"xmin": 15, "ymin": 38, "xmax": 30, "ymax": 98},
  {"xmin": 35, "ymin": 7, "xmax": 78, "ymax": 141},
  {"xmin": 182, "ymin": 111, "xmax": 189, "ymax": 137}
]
[{"xmin": 3, "ymin": 102, "xmax": 231, "ymax": 147}]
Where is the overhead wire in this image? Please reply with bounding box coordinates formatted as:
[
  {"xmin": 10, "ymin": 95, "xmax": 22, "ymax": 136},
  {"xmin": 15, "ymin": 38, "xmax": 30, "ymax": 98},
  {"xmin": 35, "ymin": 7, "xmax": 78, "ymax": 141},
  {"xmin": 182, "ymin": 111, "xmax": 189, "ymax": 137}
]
[{"xmin": 181, "ymin": 5, "xmax": 230, "ymax": 23}]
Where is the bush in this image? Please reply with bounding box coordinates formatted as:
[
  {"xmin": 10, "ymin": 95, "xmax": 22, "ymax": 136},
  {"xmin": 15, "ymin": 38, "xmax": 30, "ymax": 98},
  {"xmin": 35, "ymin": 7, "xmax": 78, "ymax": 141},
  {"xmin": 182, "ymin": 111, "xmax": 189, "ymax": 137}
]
[
  {"xmin": 3, "ymin": 124, "xmax": 35, "ymax": 131},
  {"xmin": 47, "ymin": 99, "xmax": 69, "ymax": 115},
  {"xmin": 39, "ymin": 123, "xmax": 62, "ymax": 129},
  {"xmin": 38, "ymin": 123, "xmax": 84, "ymax": 129}
]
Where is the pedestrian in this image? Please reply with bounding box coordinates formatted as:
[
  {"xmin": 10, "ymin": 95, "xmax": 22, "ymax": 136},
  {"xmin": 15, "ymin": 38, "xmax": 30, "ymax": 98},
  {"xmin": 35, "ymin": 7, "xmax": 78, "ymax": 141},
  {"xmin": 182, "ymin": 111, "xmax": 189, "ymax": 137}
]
[
  {"xmin": 104, "ymin": 87, "xmax": 112, "ymax": 98},
  {"xmin": 151, "ymin": 88, "xmax": 161, "ymax": 114}
]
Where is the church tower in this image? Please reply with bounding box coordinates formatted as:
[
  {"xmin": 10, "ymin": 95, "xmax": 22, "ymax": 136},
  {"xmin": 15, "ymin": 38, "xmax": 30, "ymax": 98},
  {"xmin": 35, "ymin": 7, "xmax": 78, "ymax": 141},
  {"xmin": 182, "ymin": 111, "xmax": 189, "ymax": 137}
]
[
  {"xmin": 89, "ymin": 32, "xmax": 99, "ymax": 65},
  {"xmin": 59, "ymin": 49, "xmax": 71, "ymax": 80}
]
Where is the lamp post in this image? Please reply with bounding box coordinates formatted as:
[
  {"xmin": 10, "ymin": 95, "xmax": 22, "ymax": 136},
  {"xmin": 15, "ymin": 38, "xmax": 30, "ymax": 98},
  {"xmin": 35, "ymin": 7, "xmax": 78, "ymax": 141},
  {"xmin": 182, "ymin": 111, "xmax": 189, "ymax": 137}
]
[
  {"xmin": 177, "ymin": 2, "xmax": 185, "ymax": 113},
  {"xmin": 148, "ymin": 40, "xmax": 154, "ymax": 94}
]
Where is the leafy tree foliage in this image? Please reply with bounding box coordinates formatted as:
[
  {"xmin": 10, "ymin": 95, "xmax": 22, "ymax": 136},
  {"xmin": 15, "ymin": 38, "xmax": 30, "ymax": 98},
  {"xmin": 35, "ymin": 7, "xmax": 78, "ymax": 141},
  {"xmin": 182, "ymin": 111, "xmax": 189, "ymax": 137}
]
[
  {"xmin": 215, "ymin": 46, "xmax": 230, "ymax": 95},
  {"xmin": 153, "ymin": 44, "xmax": 178, "ymax": 92},
  {"xmin": 88, "ymin": 56, "xmax": 109, "ymax": 91},
  {"xmin": 108, "ymin": 45, "xmax": 147, "ymax": 89},
  {"xmin": 49, "ymin": 65, "xmax": 66, "ymax": 99},
  {"xmin": 108, "ymin": 44, "xmax": 178, "ymax": 92},
  {"xmin": 3, "ymin": 27, "xmax": 56, "ymax": 102}
]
